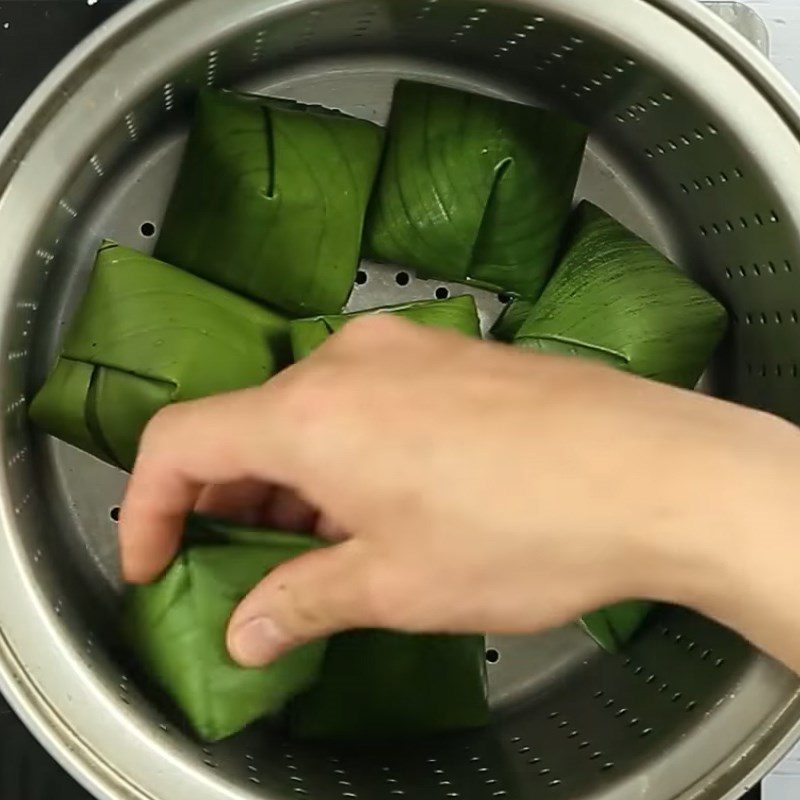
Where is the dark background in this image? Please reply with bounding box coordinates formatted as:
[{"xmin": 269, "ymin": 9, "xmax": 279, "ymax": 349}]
[{"xmin": 0, "ymin": 0, "xmax": 765, "ymax": 797}]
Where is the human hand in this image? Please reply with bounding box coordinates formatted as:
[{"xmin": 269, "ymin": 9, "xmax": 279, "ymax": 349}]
[{"xmin": 118, "ymin": 316, "xmax": 800, "ymax": 671}]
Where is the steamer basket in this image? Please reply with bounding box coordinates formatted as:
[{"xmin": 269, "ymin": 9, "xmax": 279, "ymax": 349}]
[{"xmin": 0, "ymin": 1, "xmax": 799, "ymax": 798}]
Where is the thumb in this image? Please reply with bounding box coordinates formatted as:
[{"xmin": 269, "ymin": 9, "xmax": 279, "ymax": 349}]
[{"xmin": 226, "ymin": 540, "xmax": 374, "ymax": 667}]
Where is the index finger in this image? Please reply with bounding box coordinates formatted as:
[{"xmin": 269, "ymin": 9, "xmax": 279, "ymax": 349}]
[{"xmin": 119, "ymin": 385, "xmax": 302, "ymax": 584}]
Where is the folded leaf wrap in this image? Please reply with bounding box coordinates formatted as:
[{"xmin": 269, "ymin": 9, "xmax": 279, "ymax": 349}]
[
  {"xmin": 156, "ymin": 89, "xmax": 386, "ymax": 316},
  {"xmin": 491, "ymin": 298, "xmax": 535, "ymax": 342},
  {"xmin": 290, "ymin": 295, "xmax": 482, "ymax": 360},
  {"xmin": 513, "ymin": 202, "xmax": 729, "ymax": 388},
  {"xmin": 511, "ymin": 202, "xmax": 728, "ymax": 650},
  {"xmin": 289, "ymin": 630, "xmax": 488, "ymax": 740},
  {"xmin": 30, "ymin": 243, "xmax": 289, "ymax": 470},
  {"xmin": 126, "ymin": 518, "xmax": 327, "ymax": 742},
  {"xmin": 366, "ymin": 81, "xmax": 587, "ymax": 299}
]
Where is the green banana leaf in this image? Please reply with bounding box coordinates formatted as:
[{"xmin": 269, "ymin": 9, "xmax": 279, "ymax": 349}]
[
  {"xmin": 156, "ymin": 89, "xmax": 385, "ymax": 317},
  {"xmin": 491, "ymin": 298, "xmax": 535, "ymax": 342},
  {"xmin": 512, "ymin": 202, "xmax": 728, "ymax": 650},
  {"xmin": 581, "ymin": 601, "xmax": 652, "ymax": 653},
  {"xmin": 126, "ymin": 518, "xmax": 327, "ymax": 742},
  {"xmin": 29, "ymin": 242, "xmax": 289, "ymax": 470},
  {"xmin": 290, "ymin": 295, "xmax": 482, "ymax": 360},
  {"xmin": 513, "ymin": 201, "xmax": 729, "ymax": 388},
  {"xmin": 289, "ymin": 630, "xmax": 488, "ymax": 740},
  {"xmin": 365, "ymin": 81, "xmax": 587, "ymax": 299}
]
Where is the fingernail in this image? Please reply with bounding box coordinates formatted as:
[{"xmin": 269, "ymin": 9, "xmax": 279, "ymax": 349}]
[{"xmin": 229, "ymin": 617, "xmax": 291, "ymax": 667}]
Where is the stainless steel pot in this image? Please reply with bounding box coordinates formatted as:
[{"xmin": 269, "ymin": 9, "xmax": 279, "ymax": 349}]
[{"xmin": 0, "ymin": 1, "xmax": 799, "ymax": 798}]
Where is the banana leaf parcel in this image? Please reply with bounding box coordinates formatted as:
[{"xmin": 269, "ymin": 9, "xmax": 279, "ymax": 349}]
[
  {"xmin": 289, "ymin": 630, "xmax": 488, "ymax": 740},
  {"xmin": 491, "ymin": 298, "xmax": 535, "ymax": 342},
  {"xmin": 290, "ymin": 294, "xmax": 481, "ymax": 360},
  {"xmin": 513, "ymin": 201, "xmax": 729, "ymax": 387},
  {"xmin": 513, "ymin": 202, "xmax": 728, "ymax": 649},
  {"xmin": 127, "ymin": 518, "xmax": 327, "ymax": 742},
  {"xmin": 29, "ymin": 243, "xmax": 289, "ymax": 470},
  {"xmin": 365, "ymin": 81, "xmax": 588, "ymax": 300},
  {"xmin": 156, "ymin": 89, "xmax": 386, "ymax": 317}
]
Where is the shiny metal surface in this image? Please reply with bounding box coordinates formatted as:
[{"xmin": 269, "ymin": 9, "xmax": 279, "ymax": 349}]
[{"xmin": 0, "ymin": 1, "xmax": 799, "ymax": 799}]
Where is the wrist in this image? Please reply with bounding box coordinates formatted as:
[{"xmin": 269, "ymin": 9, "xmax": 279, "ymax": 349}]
[
  {"xmin": 696, "ymin": 421, "xmax": 800, "ymax": 667},
  {"xmin": 624, "ymin": 410, "xmax": 800, "ymax": 627}
]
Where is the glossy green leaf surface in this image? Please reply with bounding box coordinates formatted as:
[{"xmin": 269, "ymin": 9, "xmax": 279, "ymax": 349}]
[
  {"xmin": 126, "ymin": 519, "xmax": 327, "ymax": 742},
  {"xmin": 366, "ymin": 81, "xmax": 587, "ymax": 299},
  {"xmin": 29, "ymin": 243, "xmax": 289, "ymax": 470},
  {"xmin": 512, "ymin": 203, "xmax": 728, "ymax": 650},
  {"xmin": 491, "ymin": 298, "xmax": 535, "ymax": 342},
  {"xmin": 514, "ymin": 202, "xmax": 729, "ymax": 388},
  {"xmin": 290, "ymin": 295, "xmax": 481, "ymax": 360},
  {"xmin": 581, "ymin": 601, "xmax": 653, "ymax": 653},
  {"xmin": 289, "ymin": 630, "xmax": 488, "ymax": 740},
  {"xmin": 156, "ymin": 89, "xmax": 386, "ymax": 316}
]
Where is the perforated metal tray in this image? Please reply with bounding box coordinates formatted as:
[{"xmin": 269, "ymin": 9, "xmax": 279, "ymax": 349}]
[{"xmin": 0, "ymin": 2, "xmax": 799, "ymax": 800}]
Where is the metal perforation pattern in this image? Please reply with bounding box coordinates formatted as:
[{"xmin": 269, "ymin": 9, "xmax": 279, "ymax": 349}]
[{"xmin": 0, "ymin": 2, "xmax": 798, "ymax": 800}]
